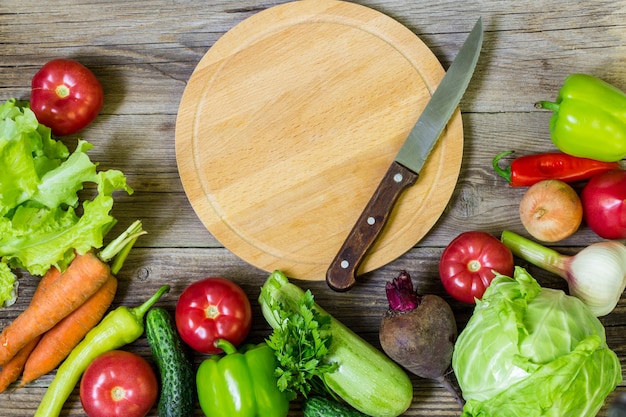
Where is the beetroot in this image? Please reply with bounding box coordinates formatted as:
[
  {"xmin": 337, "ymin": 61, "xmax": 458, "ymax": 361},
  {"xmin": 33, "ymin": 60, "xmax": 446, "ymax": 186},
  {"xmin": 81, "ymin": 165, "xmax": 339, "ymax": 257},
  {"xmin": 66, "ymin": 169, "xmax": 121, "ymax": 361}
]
[{"xmin": 379, "ymin": 271, "xmax": 463, "ymax": 407}]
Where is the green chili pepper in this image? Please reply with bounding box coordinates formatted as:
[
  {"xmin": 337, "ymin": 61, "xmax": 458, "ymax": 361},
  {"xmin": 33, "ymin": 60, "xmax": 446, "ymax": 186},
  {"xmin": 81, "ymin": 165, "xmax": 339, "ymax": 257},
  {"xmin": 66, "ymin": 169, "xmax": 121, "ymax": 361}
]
[
  {"xmin": 536, "ymin": 73, "xmax": 626, "ymax": 162},
  {"xmin": 197, "ymin": 339, "xmax": 290, "ymax": 417},
  {"xmin": 34, "ymin": 285, "xmax": 170, "ymax": 417}
]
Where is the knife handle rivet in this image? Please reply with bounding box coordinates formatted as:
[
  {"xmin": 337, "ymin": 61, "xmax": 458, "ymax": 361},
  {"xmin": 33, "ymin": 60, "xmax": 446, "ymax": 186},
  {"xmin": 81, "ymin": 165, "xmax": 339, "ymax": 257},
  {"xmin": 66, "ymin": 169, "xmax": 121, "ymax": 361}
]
[
  {"xmin": 367, "ymin": 216, "xmax": 376, "ymax": 225},
  {"xmin": 393, "ymin": 173, "xmax": 403, "ymax": 183},
  {"xmin": 340, "ymin": 260, "xmax": 350, "ymax": 269}
]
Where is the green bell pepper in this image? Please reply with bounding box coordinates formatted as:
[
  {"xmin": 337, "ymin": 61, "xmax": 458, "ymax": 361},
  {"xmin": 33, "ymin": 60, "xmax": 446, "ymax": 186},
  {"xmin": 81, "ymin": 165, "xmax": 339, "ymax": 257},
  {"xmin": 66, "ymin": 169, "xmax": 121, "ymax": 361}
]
[
  {"xmin": 197, "ymin": 339, "xmax": 290, "ymax": 417},
  {"xmin": 536, "ymin": 73, "xmax": 626, "ymax": 162}
]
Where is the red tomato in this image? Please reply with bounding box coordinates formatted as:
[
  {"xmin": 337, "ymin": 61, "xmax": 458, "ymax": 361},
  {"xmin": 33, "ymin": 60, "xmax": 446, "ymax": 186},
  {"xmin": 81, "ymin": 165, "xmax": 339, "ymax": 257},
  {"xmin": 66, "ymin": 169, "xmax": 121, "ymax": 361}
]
[
  {"xmin": 581, "ymin": 169, "xmax": 626, "ymax": 239},
  {"xmin": 439, "ymin": 231, "xmax": 514, "ymax": 303},
  {"xmin": 175, "ymin": 277, "xmax": 252, "ymax": 354},
  {"xmin": 30, "ymin": 58, "xmax": 104, "ymax": 136},
  {"xmin": 79, "ymin": 350, "xmax": 157, "ymax": 417}
]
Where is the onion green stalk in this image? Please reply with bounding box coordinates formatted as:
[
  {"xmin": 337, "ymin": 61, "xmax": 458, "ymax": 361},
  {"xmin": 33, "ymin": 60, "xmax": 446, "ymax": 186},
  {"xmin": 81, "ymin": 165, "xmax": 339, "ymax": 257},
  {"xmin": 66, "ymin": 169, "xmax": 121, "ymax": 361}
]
[{"xmin": 501, "ymin": 230, "xmax": 626, "ymax": 316}]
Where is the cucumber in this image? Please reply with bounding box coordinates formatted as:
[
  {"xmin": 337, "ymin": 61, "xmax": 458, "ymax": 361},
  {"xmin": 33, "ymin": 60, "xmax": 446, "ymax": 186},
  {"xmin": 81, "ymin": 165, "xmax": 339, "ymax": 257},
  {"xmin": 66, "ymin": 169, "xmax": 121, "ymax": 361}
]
[
  {"xmin": 145, "ymin": 307, "xmax": 195, "ymax": 417},
  {"xmin": 303, "ymin": 396, "xmax": 368, "ymax": 417}
]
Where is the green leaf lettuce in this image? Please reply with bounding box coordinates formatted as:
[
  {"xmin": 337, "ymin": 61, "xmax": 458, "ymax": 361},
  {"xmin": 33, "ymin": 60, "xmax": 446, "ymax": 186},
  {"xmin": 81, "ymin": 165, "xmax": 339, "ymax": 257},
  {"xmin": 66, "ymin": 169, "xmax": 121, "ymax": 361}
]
[{"xmin": 0, "ymin": 99, "xmax": 132, "ymax": 307}]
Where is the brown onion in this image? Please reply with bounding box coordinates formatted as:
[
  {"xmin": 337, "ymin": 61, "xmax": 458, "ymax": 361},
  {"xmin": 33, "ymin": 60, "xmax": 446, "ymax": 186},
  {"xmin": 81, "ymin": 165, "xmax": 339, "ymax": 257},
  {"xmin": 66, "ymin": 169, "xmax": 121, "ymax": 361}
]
[{"xmin": 519, "ymin": 179, "xmax": 582, "ymax": 242}]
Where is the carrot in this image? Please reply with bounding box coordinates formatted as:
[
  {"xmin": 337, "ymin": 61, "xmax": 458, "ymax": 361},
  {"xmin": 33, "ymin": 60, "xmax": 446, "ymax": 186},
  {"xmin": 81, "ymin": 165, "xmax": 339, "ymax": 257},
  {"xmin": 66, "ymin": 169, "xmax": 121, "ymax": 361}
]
[
  {"xmin": 20, "ymin": 274, "xmax": 118, "ymax": 386},
  {"xmin": 0, "ymin": 335, "xmax": 40, "ymax": 393},
  {"xmin": 0, "ymin": 251, "xmax": 111, "ymax": 366},
  {"xmin": 0, "ymin": 266, "xmax": 61, "ymax": 392},
  {"xmin": 32, "ymin": 267, "xmax": 62, "ymax": 300}
]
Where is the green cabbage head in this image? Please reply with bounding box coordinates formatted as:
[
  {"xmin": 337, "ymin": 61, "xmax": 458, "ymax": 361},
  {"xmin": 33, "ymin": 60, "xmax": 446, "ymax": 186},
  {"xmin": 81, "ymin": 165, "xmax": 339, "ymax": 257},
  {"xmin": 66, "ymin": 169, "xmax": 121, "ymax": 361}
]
[{"xmin": 452, "ymin": 266, "xmax": 622, "ymax": 417}]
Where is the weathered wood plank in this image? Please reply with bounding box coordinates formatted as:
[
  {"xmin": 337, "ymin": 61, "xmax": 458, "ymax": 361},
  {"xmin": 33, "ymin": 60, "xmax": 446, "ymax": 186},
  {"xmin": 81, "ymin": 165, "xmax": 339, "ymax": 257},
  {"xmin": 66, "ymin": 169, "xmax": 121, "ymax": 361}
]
[
  {"xmin": 1, "ymin": 0, "xmax": 625, "ymax": 415},
  {"xmin": 2, "ymin": 1, "xmax": 626, "ymax": 114}
]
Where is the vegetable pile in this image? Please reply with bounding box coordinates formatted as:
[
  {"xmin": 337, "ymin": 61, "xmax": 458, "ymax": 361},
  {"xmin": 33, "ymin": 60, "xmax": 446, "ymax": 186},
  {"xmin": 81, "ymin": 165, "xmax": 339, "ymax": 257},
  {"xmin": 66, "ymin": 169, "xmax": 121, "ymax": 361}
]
[
  {"xmin": 0, "ymin": 63, "xmax": 152, "ymax": 404},
  {"xmin": 35, "ymin": 285, "xmax": 170, "ymax": 417},
  {"xmin": 486, "ymin": 76, "xmax": 626, "ymax": 320},
  {"xmin": 494, "ymin": 74, "xmax": 626, "ymax": 246},
  {"xmin": 1, "ymin": 54, "xmax": 625, "ymax": 417},
  {"xmin": 442, "ymin": 72, "xmax": 626, "ymax": 416},
  {"xmin": 259, "ymin": 270, "xmax": 413, "ymax": 417},
  {"xmin": 0, "ymin": 227, "xmax": 142, "ymax": 393},
  {"xmin": 0, "ymin": 59, "xmax": 168, "ymax": 416}
]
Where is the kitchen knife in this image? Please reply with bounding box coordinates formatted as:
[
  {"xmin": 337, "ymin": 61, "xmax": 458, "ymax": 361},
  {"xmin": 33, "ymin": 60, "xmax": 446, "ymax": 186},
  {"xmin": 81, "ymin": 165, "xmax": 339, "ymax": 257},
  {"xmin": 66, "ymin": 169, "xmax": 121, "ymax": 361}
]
[{"xmin": 326, "ymin": 17, "xmax": 483, "ymax": 291}]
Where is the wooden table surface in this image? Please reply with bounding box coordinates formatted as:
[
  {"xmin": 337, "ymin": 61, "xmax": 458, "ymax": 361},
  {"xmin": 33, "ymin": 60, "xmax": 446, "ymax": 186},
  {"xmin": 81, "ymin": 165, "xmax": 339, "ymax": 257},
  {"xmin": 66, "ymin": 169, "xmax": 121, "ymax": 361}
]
[{"xmin": 1, "ymin": 0, "xmax": 625, "ymax": 415}]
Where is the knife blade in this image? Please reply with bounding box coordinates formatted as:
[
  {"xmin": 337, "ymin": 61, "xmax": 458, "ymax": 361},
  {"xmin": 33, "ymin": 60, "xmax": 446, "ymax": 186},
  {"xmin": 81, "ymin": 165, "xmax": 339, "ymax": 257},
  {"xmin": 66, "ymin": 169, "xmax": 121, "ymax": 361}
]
[{"xmin": 326, "ymin": 17, "xmax": 483, "ymax": 292}]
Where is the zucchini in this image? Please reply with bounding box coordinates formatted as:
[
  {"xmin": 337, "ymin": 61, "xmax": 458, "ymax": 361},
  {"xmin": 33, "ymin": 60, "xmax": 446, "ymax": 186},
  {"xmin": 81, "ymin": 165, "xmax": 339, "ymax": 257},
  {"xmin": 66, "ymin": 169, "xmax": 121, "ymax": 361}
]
[
  {"xmin": 259, "ymin": 271, "xmax": 413, "ymax": 417},
  {"xmin": 303, "ymin": 396, "xmax": 367, "ymax": 417},
  {"xmin": 145, "ymin": 307, "xmax": 195, "ymax": 417}
]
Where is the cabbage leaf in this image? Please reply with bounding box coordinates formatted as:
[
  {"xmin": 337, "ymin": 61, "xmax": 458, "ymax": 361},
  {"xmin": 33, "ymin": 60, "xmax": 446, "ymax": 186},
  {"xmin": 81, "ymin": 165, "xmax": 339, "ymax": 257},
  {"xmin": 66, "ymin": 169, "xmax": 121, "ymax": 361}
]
[{"xmin": 452, "ymin": 266, "xmax": 621, "ymax": 417}]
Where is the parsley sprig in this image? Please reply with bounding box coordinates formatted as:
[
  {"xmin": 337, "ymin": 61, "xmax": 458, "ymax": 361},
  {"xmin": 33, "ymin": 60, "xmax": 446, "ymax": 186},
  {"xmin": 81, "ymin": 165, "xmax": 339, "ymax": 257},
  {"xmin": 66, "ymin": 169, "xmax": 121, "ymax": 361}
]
[{"xmin": 266, "ymin": 289, "xmax": 338, "ymax": 399}]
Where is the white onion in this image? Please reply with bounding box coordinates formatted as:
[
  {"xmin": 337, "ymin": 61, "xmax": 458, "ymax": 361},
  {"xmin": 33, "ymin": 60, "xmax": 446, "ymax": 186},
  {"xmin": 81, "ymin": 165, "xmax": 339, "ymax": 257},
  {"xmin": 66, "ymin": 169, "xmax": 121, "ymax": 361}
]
[
  {"xmin": 501, "ymin": 230, "xmax": 626, "ymax": 316},
  {"xmin": 567, "ymin": 242, "xmax": 626, "ymax": 316}
]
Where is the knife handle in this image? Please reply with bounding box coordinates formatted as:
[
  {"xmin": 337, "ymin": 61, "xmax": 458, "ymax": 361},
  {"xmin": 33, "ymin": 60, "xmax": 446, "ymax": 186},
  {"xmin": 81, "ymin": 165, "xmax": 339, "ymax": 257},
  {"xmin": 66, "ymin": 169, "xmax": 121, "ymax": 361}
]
[{"xmin": 326, "ymin": 161, "xmax": 419, "ymax": 291}]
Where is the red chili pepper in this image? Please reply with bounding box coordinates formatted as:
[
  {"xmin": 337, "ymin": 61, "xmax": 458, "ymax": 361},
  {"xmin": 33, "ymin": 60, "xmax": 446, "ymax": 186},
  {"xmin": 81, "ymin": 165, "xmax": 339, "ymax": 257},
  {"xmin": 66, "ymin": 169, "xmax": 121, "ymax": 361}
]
[{"xmin": 492, "ymin": 151, "xmax": 621, "ymax": 187}]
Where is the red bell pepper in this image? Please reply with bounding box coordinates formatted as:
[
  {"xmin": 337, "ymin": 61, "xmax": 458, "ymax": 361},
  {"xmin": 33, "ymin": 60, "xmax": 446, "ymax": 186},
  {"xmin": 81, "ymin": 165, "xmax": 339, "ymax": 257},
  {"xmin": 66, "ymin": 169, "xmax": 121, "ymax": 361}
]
[{"xmin": 492, "ymin": 151, "xmax": 620, "ymax": 187}]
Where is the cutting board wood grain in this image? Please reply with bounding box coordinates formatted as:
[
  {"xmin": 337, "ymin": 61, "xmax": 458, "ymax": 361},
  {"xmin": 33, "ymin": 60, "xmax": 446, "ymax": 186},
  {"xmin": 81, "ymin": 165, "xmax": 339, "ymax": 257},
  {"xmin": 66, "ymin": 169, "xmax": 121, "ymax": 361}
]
[{"xmin": 175, "ymin": 0, "xmax": 463, "ymax": 280}]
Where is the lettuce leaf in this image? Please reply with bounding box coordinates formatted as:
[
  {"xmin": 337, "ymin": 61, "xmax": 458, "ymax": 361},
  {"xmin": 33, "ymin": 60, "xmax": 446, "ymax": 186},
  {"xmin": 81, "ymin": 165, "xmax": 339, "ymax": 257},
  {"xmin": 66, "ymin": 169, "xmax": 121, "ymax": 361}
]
[
  {"xmin": 452, "ymin": 267, "xmax": 622, "ymax": 416},
  {"xmin": 0, "ymin": 98, "xmax": 132, "ymax": 307}
]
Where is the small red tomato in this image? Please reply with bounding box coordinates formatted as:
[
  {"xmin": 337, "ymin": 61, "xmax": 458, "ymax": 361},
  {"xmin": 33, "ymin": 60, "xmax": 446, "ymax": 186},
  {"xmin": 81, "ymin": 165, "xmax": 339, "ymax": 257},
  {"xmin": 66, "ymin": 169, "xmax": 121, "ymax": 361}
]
[
  {"xmin": 439, "ymin": 231, "xmax": 514, "ymax": 303},
  {"xmin": 30, "ymin": 58, "xmax": 104, "ymax": 136},
  {"xmin": 79, "ymin": 350, "xmax": 158, "ymax": 417},
  {"xmin": 175, "ymin": 277, "xmax": 252, "ymax": 354},
  {"xmin": 581, "ymin": 170, "xmax": 626, "ymax": 240}
]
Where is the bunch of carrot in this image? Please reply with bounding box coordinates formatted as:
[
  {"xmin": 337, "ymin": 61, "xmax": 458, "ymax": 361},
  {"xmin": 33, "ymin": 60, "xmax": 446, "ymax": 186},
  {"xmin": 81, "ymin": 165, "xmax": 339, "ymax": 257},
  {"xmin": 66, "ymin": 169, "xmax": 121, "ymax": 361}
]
[{"xmin": 0, "ymin": 220, "xmax": 145, "ymax": 393}]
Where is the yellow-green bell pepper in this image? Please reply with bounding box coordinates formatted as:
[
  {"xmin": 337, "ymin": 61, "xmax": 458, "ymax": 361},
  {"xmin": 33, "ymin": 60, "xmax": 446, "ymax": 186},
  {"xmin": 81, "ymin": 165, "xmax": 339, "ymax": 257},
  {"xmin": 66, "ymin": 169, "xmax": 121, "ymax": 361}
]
[
  {"xmin": 196, "ymin": 339, "xmax": 290, "ymax": 417},
  {"xmin": 536, "ymin": 73, "xmax": 626, "ymax": 162}
]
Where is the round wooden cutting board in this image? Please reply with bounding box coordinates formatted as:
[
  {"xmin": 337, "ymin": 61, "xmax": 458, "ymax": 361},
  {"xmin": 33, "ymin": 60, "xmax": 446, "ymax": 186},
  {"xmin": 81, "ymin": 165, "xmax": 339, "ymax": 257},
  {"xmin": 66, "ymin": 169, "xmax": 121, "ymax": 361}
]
[{"xmin": 175, "ymin": 0, "xmax": 463, "ymax": 281}]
